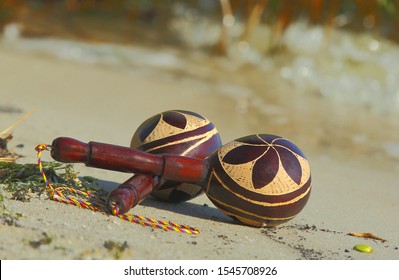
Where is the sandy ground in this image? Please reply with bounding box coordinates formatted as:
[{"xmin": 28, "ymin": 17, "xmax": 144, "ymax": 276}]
[{"xmin": 0, "ymin": 38, "xmax": 398, "ymax": 260}]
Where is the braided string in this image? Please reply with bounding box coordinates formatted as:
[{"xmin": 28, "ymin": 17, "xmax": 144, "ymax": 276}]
[{"xmin": 35, "ymin": 144, "xmax": 200, "ymax": 234}]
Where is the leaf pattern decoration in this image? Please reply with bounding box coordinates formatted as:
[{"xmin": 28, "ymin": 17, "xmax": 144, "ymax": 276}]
[
  {"xmin": 257, "ymin": 134, "xmax": 283, "ymax": 144},
  {"xmin": 177, "ymin": 110, "xmax": 206, "ymax": 120},
  {"xmin": 273, "ymin": 138, "xmax": 306, "ymax": 158},
  {"xmin": 223, "ymin": 145, "xmax": 268, "ymax": 165},
  {"xmin": 162, "ymin": 111, "xmax": 187, "ymax": 129},
  {"xmin": 274, "ymin": 145, "xmax": 302, "ymax": 184},
  {"xmin": 221, "ymin": 134, "xmax": 305, "ymax": 190},
  {"xmin": 137, "ymin": 114, "xmax": 161, "ymax": 142},
  {"xmin": 252, "ymin": 147, "xmax": 280, "ymax": 189}
]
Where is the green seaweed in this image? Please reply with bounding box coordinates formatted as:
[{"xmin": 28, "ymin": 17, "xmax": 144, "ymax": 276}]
[
  {"xmin": 29, "ymin": 232, "xmax": 53, "ymax": 249},
  {"xmin": 0, "ymin": 161, "xmax": 78, "ymax": 201},
  {"xmin": 0, "ymin": 161, "xmax": 105, "ymax": 201},
  {"xmin": 0, "ymin": 160, "xmax": 104, "ymax": 225},
  {"xmin": 104, "ymin": 240, "xmax": 129, "ymax": 260}
]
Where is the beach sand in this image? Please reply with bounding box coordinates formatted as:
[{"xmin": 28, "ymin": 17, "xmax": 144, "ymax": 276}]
[{"xmin": 1, "ymin": 38, "xmax": 398, "ymax": 260}]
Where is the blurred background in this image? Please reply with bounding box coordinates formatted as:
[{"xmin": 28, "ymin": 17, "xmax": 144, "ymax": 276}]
[{"xmin": 1, "ymin": 0, "xmax": 399, "ymax": 170}]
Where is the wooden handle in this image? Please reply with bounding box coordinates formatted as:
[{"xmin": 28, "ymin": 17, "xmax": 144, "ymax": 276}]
[
  {"xmin": 50, "ymin": 137, "xmax": 90, "ymax": 163},
  {"xmin": 106, "ymin": 174, "xmax": 159, "ymax": 214},
  {"xmin": 51, "ymin": 137, "xmax": 163, "ymax": 174},
  {"xmin": 50, "ymin": 137, "xmax": 209, "ymax": 185}
]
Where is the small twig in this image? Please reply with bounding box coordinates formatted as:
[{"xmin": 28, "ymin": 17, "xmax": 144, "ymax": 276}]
[
  {"xmin": 0, "ymin": 157, "xmax": 18, "ymax": 162},
  {"xmin": 0, "ymin": 110, "xmax": 35, "ymax": 138},
  {"xmin": 348, "ymin": 232, "xmax": 387, "ymax": 242}
]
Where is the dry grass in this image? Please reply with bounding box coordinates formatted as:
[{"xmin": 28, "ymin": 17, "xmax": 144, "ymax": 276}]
[{"xmin": 0, "ymin": 110, "xmax": 33, "ymax": 163}]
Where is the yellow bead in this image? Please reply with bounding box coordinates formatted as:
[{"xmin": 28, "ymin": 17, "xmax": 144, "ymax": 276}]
[{"xmin": 353, "ymin": 244, "xmax": 373, "ymax": 253}]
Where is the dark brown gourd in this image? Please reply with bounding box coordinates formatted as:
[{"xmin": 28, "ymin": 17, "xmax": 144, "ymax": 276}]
[
  {"xmin": 206, "ymin": 134, "xmax": 311, "ymax": 227},
  {"xmin": 130, "ymin": 110, "xmax": 222, "ymax": 203}
]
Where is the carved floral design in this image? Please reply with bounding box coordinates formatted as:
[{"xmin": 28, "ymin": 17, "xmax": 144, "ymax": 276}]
[{"xmin": 220, "ymin": 134, "xmax": 309, "ymax": 192}]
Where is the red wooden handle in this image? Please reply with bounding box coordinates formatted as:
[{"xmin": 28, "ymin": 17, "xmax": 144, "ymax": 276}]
[
  {"xmin": 106, "ymin": 174, "xmax": 158, "ymax": 214},
  {"xmin": 50, "ymin": 137, "xmax": 90, "ymax": 163},
  {"xmin": 51, "ymin": 137, "xmax": 163, "ymax": 174},
  {"xmin": 50, "ymin": 137, "xmax": 209, "ymax": 185}
]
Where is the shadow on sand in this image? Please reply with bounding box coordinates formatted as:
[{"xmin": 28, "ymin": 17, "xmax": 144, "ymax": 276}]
[{"xmin": 95, "ymin": 178, "xmax": 234, "ymax": 225}]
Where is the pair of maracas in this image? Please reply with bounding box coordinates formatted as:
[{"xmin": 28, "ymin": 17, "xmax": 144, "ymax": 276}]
[{"xmin": 50, "ymin": 110, "xmax": 312, "ymax": 227}]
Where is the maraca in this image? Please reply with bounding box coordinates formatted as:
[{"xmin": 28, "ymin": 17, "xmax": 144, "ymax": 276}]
[
  {"xmin": 107, "ymin": 110, "xmax": 222, "ymax": 214},
  {"xmin": 50, "ymin": 134, "xmax": 311, "ymax": 227}
]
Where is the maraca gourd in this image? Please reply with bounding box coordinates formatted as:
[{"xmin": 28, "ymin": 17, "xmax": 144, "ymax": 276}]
[
  {"xmin": 206, "ymin": 134, "xmax": 311, "ymax": 226},
  {"xmin": 107, "ymin": 110, "xmax": 222, "ymax": 214},
  {"xmin": 50, "ymin": 134, "xmax": 311, "ymax": 227},
  {"xmin": 130, "ymin": 110, "xmax": 222, "ymax": 202}
]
